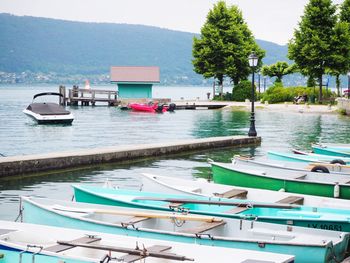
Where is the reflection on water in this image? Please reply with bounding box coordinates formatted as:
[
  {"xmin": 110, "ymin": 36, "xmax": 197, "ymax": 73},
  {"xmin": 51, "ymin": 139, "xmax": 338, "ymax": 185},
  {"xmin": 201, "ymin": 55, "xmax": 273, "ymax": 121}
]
[{"xmin": 1, "ymin": 85, "xmax": 350, "ymax": 221}]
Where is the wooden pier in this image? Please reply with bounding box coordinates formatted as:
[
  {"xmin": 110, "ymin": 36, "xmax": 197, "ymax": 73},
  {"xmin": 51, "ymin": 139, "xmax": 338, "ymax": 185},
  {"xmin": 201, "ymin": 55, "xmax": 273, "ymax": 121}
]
[
  {"xmin": 174, "ymin": 103, "xmax": 227, "ymax": 110},
  {"xmin": 59, "ymin": 85, "xmax": 119, "ymax": 106}
]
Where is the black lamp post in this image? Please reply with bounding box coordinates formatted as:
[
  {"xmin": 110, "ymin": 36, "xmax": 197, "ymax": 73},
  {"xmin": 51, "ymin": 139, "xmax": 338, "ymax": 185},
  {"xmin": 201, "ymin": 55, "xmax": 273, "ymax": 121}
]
[{"xmin": 248, "ymin": 52, "xmax": 258, "ymax": 137}]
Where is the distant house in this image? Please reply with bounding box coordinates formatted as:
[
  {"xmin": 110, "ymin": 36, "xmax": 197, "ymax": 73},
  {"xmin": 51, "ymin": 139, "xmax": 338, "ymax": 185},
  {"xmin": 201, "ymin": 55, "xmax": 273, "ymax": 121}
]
[{"xmin": 110, "ymin": 66, "xmax": 160, "ymax": 99}]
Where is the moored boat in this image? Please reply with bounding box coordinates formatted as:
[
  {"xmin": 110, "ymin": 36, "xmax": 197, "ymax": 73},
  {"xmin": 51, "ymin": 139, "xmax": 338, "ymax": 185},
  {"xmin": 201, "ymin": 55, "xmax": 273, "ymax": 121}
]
[
  {"xmin": 312, "ymin": 145, "xmax": 350, "ymax": 158},
  {"xmin": 72, "ymin": 184, "xmax": 350, "ymax": 231},
  {"xmin": 268, "ymin": 150, "xmax": 350, "ymax": 164},
  {"xmin": 21, "ymin": 196, "xmax": 348, "ymax": 263},
  {"xmin": 0, "ymin": 220, "xmax": 284, "ymax": 263},
  {"xmin": 129, "ymin": 102, "xmax": 176, "ymax": 113},
  {"xmin": 210, "ymin": 160, "xmax": 350, "ymax": 199},
  {"xmin": 140, "ymin": 173, "xmax": 350, "ymax": 209},
  {"xmin": 233, "ymin": 155, "xmax": 350, "ymax": 175},
  {"xmin": 313, "ymin": 143, "xmax": 350, "ymax": 151},
  {"xmin": 23, "ymin": 92, "xmax": 74, "ymax": 124}
]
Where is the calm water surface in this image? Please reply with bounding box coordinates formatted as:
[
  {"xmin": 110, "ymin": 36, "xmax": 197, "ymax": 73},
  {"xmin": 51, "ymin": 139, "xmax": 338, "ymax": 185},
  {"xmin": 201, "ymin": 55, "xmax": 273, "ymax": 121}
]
[{"xmin": 0, "ymin": 84, "xmax": 350, "ymax": 220}]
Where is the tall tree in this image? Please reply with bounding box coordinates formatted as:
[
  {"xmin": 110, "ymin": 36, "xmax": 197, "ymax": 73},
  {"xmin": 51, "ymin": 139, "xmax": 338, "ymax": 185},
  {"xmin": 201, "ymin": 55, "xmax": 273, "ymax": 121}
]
[
  {"xmin": 327, "ymin": 21, "xmax": 350, "ymax": 96},
  {"xmin": 288, "ymin": 0, "xmax": 337, "ymax": 102},
  {"xmin": 339, "ymin": 0, "xmax": 350, "ymax": 23},
  {"xmin": 192, "ymin": 1, "xmax": 264, "ymax": 91},
  {"xmin": 261, "ymin": 61, "xmax": 296, "ymax": 85}
]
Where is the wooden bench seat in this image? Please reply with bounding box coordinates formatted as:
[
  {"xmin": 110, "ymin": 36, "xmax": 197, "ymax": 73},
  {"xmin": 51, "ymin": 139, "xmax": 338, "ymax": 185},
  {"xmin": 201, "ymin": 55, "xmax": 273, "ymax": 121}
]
[
  {"xmin": 45, "ymin": 236, "xmax": 101, "ymax": 253},
  {"xmin": 224, "ymin": 206, "xmax": 250, "ymax": 214},
  {"xmin": 276, "ymin": 195, "xmax": 304, "ymax": 205},
  {"xmin": 180, "ymin": 220, "xmax": 226, "ymax": 234},
  {"xmin": 168, "ymin": 202, "xmax": 184, "ymax": 208},
  {"xmin": 214, "ymin": 188, "xmax": 248, "ymax": 199},
  {"xmin": 294, "ymin": 174, "xmax": 307, "ymax": 180},
  {"xmin": 121, "ymin": 216, "xmax": 150, "ymax": 225},
  {"xmin": 119, "ymin": 245, "xmax": 172, "ymax": 262}
]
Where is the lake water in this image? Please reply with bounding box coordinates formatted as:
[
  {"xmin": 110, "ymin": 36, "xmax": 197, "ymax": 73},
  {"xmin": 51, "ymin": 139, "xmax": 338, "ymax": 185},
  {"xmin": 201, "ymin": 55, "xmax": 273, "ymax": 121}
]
[{"xmin": 1, "ymin": 84, "xmax": 350, "ymax": 221}]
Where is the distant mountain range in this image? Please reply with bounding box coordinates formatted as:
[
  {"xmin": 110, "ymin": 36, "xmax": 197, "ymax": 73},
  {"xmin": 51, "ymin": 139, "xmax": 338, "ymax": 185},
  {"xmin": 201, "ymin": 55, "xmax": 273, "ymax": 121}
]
[{"xmin": 0, "ymin": 13, "xmax": 289, "ymax": 85}]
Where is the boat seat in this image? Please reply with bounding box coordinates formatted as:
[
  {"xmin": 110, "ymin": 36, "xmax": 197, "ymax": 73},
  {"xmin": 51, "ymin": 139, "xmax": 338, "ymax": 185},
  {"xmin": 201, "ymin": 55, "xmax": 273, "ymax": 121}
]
[
  {"xmin": 214, "ymin": 189, "xmax": 248, "ymax": 199},
  {"xmin": 168, "ymin": 202, "xmax": 184, "ymax": 208},
  {"xmin": 249, "ymin": 228, "xmax": 295, "ymax": 239},
  {"xmin": 119, "ymin": 245, "xmax": 172, "ymax": 262},
  {"xmin": 276, "ymin": 195, "xmax": 304, "ymax": 205},
  {"xmin": 44, "ymin": 236, "xmax": 101, "ymax": 253},
  {"xmin": 224, "ymin": 206, "xmax": 250, "ymax": 214},
  {"xmin": 122, "ymin": 216, "xmax": 150, "ymax": 225},
  {"xmin": 179, "ymin": 220, "xmax": 226, "ymax": 234},
  {"xmin": 294, "ymin": 174, "xmax": 307, "ymax": 180}
]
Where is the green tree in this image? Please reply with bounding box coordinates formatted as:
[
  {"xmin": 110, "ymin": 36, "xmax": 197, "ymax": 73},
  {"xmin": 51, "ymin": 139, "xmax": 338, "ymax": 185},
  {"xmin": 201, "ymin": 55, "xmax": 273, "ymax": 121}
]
[
  {"xmin": 192, "ymin": 1, "xmax": 264, "ymax": 92},
  {"xmin": 327, "ymin": 21, "xmax": 350, "ymax": 96},
  {"xmin": 261, "ymin": 61, "xmax": 296, "ymax": 85},
  {"xmin": 288, "ymin": 0, "xmax": 337, "ymax": 102},
  {"xmin": 340, "ymin": 0, "xmax": 350, "ymax": 23}
]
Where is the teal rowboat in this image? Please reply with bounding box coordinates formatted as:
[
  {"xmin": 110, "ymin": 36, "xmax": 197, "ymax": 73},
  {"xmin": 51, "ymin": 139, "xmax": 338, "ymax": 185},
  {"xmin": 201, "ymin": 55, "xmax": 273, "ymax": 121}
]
[
  {"xmin": 1, "ymin": 220, "xmax": 267, "ymax": 263},
  {"xmin": 312, "ymin": 145, "xmax": 350, "ymax": 158},
  {"xmin": 268, "ymin": 151, "xmax": 350, "ymax": 164},
  {"xmin": 21, "ymin": 196, "xmax": 348, "ymax": 263},
  {"xmin": 73, "ymin": 184, "xmax": 350, "ymax": 232},
  {"xmin": 211, "ymin": 161, "xmax": 350, "ymax": 199}
]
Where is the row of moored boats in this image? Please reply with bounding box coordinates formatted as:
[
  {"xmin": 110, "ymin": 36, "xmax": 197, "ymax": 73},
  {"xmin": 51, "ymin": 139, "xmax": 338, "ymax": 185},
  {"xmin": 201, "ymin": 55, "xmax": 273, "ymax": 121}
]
[
  {"xmin": 23, "ymin": 93, "xmax": 176, "ymax": 125},
  {"xmin": 2, "ymin": 143, "xmax": 350, "ymax": 262}
]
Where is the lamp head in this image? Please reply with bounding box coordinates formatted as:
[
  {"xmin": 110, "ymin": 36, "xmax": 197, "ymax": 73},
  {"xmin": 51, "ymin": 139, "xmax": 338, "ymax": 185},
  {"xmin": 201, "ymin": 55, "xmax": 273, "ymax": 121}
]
[{"xmin": 248, "ymin": 52, "xmax": 258, "ymax": 67}]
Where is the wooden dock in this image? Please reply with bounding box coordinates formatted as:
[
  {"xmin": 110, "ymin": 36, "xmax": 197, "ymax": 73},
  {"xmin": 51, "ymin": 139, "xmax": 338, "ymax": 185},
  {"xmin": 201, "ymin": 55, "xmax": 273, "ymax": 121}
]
[
  {"xmin": 59, "ymin": 86, "xmax": 118, "ymax": 106},
  {"xmin": 174, "ymin": 103, "xmax": 227, "ymax": 110}
]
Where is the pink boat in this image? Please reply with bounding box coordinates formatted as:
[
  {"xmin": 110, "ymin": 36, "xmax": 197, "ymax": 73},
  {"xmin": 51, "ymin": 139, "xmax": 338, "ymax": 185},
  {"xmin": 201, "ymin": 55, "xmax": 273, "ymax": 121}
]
[{"xmin": 129, "ymin": 102, "xmax": 175, "ymax": 113}]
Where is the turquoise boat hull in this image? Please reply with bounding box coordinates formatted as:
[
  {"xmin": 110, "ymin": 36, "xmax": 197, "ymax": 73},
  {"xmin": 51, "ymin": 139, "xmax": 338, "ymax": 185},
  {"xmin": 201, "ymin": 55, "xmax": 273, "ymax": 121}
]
[
  {"xmin": 72, "ymin": 185, "xmax": 350, "ymax": 232},
  {"xmin": 312, "ymin": 146, "xmax": 350, "ymax": 158},
  {"xmin": 268, "ymin": 151, "xmax": 350, "ymax": 164},
  {"xmin": 21, "ymin": 197, "xmax": 348, "ymax": 263}
]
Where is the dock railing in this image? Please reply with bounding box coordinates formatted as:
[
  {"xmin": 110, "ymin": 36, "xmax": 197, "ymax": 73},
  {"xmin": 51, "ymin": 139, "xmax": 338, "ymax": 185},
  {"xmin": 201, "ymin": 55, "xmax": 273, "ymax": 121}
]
[{"xmin": 67, "ymin": 86, "xmax": 119, "ymax": 106}]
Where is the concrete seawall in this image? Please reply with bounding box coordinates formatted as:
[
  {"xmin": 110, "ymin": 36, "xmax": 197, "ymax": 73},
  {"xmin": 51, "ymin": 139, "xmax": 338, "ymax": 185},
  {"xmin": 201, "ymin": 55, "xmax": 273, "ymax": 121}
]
[
  {"xmin": 337, "ymin": 98, "xmax": 350, "ymax": 115},
  {"xmin": 0, "ymin": 136, "xmax": 261, "ymax": 177}
]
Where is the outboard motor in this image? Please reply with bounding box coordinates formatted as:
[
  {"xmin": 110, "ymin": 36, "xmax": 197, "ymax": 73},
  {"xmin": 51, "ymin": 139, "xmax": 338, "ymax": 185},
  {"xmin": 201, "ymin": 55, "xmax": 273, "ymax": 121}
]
[
  {"xmin": 155, "ymin": 104, "xmax": 164, "ymax": 113},
  {"xmin": 167, "ymin": 103, "xmax": 176, "ymax": 112}
]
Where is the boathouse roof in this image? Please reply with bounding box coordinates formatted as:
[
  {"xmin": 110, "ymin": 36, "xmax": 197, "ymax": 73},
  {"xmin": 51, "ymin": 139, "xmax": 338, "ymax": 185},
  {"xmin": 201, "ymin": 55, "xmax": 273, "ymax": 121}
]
[{"xmin": 110, "ymin": 66, "xmax": 160, "ymax": 83}]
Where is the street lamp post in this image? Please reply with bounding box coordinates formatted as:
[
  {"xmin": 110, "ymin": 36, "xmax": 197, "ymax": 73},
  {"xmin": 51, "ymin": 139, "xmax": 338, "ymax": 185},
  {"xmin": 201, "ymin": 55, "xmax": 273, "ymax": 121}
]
[{"xmin": 248, "ymin": 52, "xmax": 258, "ymax": 137}]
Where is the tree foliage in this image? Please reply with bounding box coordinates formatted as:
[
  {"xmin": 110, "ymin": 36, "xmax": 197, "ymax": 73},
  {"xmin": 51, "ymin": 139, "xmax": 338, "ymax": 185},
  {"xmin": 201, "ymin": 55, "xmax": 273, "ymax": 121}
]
[
  {"xmin": 261, "ymin": 61, "xmax": 296, "ymax": 85},
  {"xmin": 340, "ymin": 0, "xmax": 350, "ymax": 23},
  {"xmin": 231, "ymin": 80, "xmax": 252, "ymax": 101},
  {"xmin": 192, "ymin": 1, "xmax": 264, "ymax": 88},
  {"xmin": 288, "ymin": 0, "xmax": 337, "ymax": 101}
]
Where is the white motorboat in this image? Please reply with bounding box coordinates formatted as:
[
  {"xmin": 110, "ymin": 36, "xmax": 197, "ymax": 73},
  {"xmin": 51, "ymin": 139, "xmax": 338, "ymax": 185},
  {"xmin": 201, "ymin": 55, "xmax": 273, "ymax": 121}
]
[{"xmin": 23, "ymin": 92, "xmax": 74, "ymax": 124}]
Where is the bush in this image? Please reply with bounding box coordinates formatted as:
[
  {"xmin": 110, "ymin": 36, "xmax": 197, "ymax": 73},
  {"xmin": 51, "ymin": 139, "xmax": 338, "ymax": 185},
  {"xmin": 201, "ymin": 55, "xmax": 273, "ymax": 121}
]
[
  {"xmin": 261, "ymin": 84, "xmax": 336, "ymax": 104},
  {"xmin": 232, "ymin": 80, "xmax": 254, "ymax": 101},
  {"xmin": 261, "ymin": 83, "xmax": 292, "ymax": 103}
]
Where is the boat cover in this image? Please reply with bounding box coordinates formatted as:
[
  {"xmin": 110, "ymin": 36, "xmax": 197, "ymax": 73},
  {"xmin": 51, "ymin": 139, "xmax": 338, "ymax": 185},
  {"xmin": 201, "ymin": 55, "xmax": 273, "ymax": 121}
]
[{"xmin": 27, "ymin": 103, "xmax": 71, "ymax": 115}]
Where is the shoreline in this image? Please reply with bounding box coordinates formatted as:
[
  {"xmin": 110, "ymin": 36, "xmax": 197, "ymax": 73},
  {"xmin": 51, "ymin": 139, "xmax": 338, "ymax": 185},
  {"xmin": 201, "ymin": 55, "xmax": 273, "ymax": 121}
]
[{"xmin": 173, "ymin": 100, "xmax": 339, "ymax": 114}]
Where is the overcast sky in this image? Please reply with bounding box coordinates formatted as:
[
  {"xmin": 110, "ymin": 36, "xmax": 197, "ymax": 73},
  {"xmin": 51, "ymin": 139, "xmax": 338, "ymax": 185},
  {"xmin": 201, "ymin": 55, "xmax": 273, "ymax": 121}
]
[{"xmin": 0, "ymin": 0, "xmax": 345, "ymax": 45}]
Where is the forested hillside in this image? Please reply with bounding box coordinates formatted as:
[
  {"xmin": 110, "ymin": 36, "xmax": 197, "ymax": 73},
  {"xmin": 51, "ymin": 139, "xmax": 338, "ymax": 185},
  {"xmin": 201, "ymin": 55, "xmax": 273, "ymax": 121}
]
[{"xmin": 0, "ymin": 13, "xmax": 288, "ymax": 85}]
